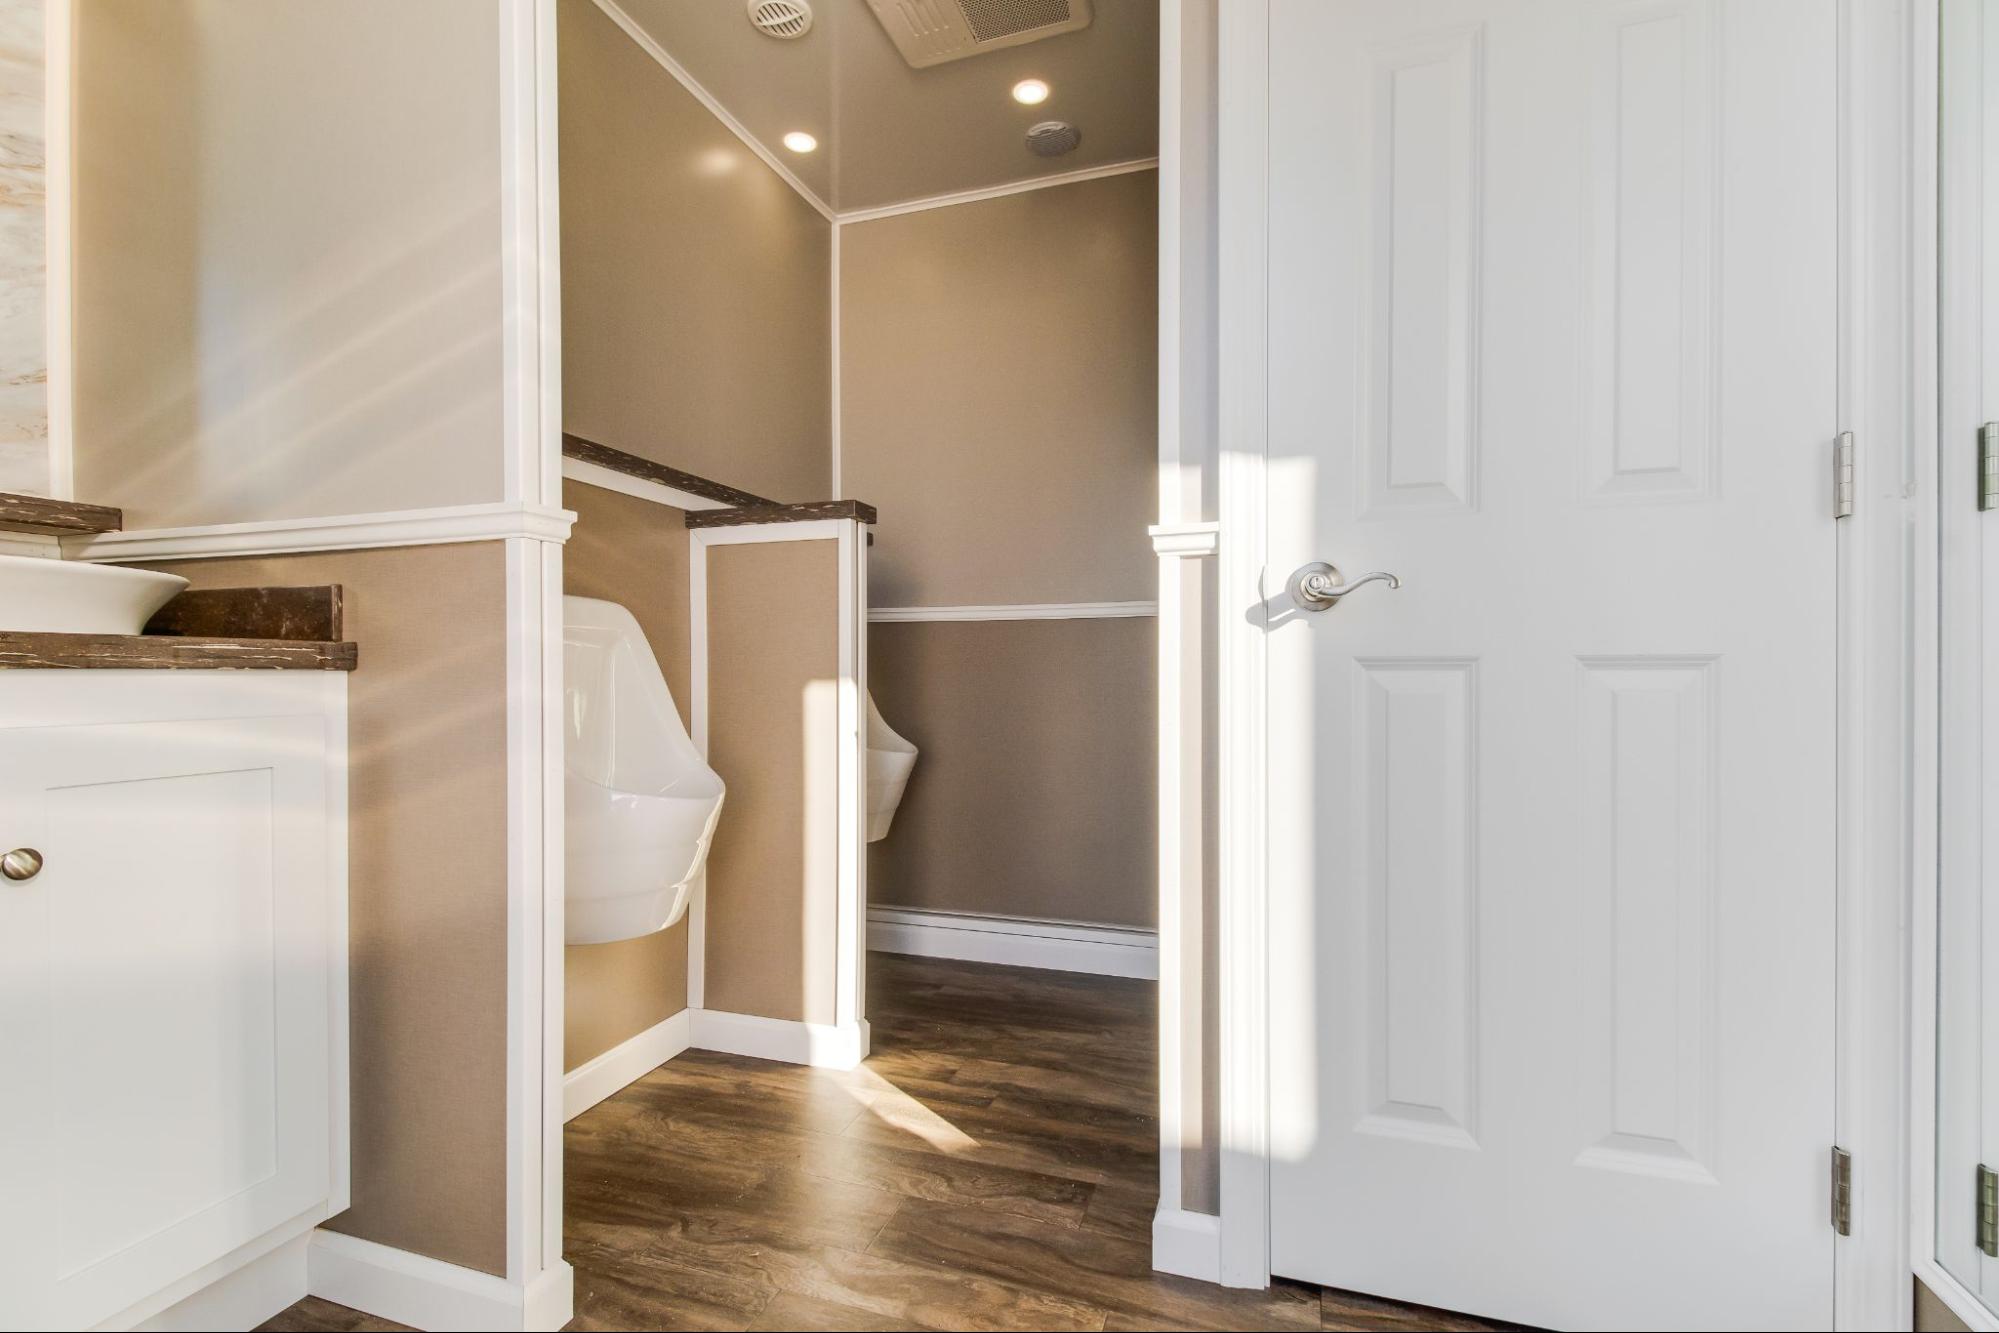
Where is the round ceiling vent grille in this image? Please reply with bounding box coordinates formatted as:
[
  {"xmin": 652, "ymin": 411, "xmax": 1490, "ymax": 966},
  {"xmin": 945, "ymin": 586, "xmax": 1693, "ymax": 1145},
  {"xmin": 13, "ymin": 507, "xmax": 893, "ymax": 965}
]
[
  {"xmin": 1026, "ymin": 120, "xmax": 1082, "ymax": 157},
  {"xmin": 747, "ymin": 0, "xmax": 813, "ymax": 39}
]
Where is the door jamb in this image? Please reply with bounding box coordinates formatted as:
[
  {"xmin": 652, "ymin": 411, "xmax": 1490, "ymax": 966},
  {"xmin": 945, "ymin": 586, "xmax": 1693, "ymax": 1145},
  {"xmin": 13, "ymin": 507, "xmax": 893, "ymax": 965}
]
[{"xmin": 1211, "ymin": 3, "xmax": 1935, "ymax": 1326}]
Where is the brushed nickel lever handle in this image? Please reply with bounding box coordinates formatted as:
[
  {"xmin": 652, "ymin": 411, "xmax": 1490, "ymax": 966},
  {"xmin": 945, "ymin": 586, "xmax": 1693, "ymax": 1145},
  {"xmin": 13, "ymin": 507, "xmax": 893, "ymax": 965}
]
[
  {"xmin": 1287, "ymin": 562, "xmax": 1400, "ymax": 612},
  {"xmin": 2, "ymin": 847, "xmax": 43, "ymax": 882}
]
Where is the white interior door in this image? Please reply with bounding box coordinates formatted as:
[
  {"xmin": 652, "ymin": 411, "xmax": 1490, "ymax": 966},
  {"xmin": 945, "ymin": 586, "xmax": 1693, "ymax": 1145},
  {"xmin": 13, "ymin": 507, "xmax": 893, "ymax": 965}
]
[
  {"xmin": 1258, "ymin": 2, "xmax": 1840, "ymax": 1328},
  {"xmin": 1939, "ymin": 0, "xmax": 1999, "ymax": 1314}
]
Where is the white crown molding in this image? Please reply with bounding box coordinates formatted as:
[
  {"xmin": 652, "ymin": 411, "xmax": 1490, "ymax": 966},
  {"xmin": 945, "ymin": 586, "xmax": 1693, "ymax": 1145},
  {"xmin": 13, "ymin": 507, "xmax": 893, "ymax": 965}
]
[
  {"xmin": 1149, "ymin": 521, "xmax": 1220, "ymax": 557},
  {"xmin": 562, "ymin": 1010, "xmax": 690, "ymax": 1122},
  {"xmin": 591, "ymin": 0, "xmax": 835, "ymax": 223},
  {"xmin": 869, "ymin": 600, "xmax": 1158, "ymax": 623},
  {"xmin": 835, "ymin": 158, "xmax": 1161, "ymax": 226},
  {"xmin": 61, "ymin": 502, "xmax": 576, "ymax": 563},
  {"xmin": 305, "ymin": 1230, "xmax": 573, "ymax": 1333},
  {"xmin": 868, "ymin": 906, "xmax": 1158, "ymax": 980},
  {"xmin": 561, "ymin": 456, "xmax": 728, "ymax": 511}
]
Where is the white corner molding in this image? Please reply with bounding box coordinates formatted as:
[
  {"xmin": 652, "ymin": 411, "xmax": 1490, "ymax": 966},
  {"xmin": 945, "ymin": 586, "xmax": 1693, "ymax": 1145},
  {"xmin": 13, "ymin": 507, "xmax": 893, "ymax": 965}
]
[
  {"xmin": 689, "ymin": 1008, "xmax": 871, "ymax": 1071},
  {"xmin": 869, "ymin": 600, "xmax": 1158, "ymax": 623},
  {"xmin": 1149, "ymin": 521, "xmax": 1220, "ymax": 558},
  {"xmin": 305, "ymin": 1231, "xmax": 573, "ymax": 1333},
  {"xmin": 61, "ymin": 502, "xmax": 576, "ymax": 563},
  {"xmin": 560, "ymin": 455, "xmax": 728, "ymax": 511},
  {"xmin": 590, "ymin": 0, "xmax": 834, "ymax": 222},
  {"xmin": 835, "ymin": 158, "xmax": 1161, "ymax": 226},
  {"xmin": 562, "ymin": 1010, "xmax": 691, "ymax": 1122},
  {"xmin": 1151, "ymin": 1207, "xmax": 1222, "ymax": 1285},
  {"xmin": 868, "ymin": 907, "xmax": 1159, "ymax": 981}
]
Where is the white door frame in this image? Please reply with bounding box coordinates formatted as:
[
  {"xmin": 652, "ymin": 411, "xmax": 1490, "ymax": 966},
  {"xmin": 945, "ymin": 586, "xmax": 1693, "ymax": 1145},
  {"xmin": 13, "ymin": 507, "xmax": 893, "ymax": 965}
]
[
  {"xmin": 1919, "ymin": 2, "xmax": 1999, "ymax": 1327},
  {"xmin": 1211, "ymin": 2, "xmax": 1936, "ymax": 1325}
]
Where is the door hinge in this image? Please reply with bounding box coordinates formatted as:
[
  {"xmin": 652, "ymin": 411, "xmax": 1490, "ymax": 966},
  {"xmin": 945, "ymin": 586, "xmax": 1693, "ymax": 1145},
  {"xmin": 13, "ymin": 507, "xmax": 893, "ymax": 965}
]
[
  {"xmin": 1980, "ymin": 423, "xmax": 1999, "ymax": 511},
  {"xmin": 1834, "ymin": 432, "xmax": 1856, "ymax": 519},
  {"xmin": 1830, "ymin": 1147, "xmax": 1853, "ymax": 1236},
  {"xmin": 1979, "ymin": 1164, "xmax": 1997, "ymax": 1257}
]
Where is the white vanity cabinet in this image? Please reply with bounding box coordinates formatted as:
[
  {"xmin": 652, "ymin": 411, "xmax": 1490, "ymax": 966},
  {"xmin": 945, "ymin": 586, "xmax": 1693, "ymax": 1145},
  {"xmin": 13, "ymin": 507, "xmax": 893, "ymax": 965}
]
[{"xmin": 0, "ymin": 672, "xmax": 347, "ymax": 1331}]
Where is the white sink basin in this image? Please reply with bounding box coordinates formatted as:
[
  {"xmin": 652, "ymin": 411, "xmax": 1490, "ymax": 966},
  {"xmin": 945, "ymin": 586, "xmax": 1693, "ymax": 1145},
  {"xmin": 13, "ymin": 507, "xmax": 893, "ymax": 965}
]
[{"xmin": 0, "ymin": 555, "xmax": 190, "ymax": 634}]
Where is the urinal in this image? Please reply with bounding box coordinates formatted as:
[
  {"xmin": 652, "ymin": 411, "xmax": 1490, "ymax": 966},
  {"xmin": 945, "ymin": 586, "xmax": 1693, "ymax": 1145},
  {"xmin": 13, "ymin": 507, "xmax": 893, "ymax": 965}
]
[
  {"xmin": 866, "ymin": 693, "xmax": 918, "ymax": 842},
  {"xmin": 564, "ymin": 596, "xmax": 725, "ymax": 945}
]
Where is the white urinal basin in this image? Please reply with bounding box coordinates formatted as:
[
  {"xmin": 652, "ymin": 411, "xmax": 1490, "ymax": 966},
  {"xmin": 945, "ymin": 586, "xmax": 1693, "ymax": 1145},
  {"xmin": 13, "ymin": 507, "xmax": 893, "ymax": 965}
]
[
  {"xmin": 866, "ymin": 693, "xmax": 917, "ymax": 843},
  {"xmin": 565, "ymin": 596, "xmax": 725, "ymax": 945},
  {"xmin": 0, "ymin": 554, "xmax": 188, "ymax": 634}
]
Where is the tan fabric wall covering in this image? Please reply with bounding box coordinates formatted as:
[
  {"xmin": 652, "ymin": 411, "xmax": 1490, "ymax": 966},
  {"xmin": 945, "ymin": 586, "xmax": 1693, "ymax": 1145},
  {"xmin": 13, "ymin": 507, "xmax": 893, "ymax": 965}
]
[
  {"xmin": 839, "ymin": 170, "xmax": 1158, "ymax": 607},
  {"xmin": 703, "ymin": 539, "xmax": 842, "ymax": 1025},
  {"xmin": 73, "ymin": 0, "xmax": 506, "ymax": 527},
  {"xmin": 559, "ymin": 0, "xmax": 830, "ymax": 502},
  {"xmin": 562, "ymin": 480, "xmax": 693, "ymax": 1070},
  {"xmin": 144, "ymin": 543, "xmax": 511, "ymax": 1277},
  {"xmin": 868, "ymin": 618, "xmax": 1157, "ymax": 929}
]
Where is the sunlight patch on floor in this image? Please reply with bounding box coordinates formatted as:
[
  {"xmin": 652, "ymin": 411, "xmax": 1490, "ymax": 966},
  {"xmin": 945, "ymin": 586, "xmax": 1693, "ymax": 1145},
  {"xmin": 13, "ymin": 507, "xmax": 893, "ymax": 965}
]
[{"xmin": 839, "ymin": 1065, "xmax": 980, "ymax": 1153}]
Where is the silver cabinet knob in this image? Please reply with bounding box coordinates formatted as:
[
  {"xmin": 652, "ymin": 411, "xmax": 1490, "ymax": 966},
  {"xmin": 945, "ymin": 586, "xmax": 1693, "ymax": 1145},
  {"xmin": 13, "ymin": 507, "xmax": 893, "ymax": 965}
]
[
  {"xmin": 1287, "ymin": 561, "xmax": 1400, "ymax": 611},
  {"xmin": 2, "ymin": 848, "xmax": 43, "ymax": 882}
]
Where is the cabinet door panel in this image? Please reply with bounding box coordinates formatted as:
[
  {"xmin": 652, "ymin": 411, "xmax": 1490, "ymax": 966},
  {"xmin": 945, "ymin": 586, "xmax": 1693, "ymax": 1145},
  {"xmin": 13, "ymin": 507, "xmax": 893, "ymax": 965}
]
[{"xmin": 0, "ymin": 714, "xmax": 332, "ymax": 1329}]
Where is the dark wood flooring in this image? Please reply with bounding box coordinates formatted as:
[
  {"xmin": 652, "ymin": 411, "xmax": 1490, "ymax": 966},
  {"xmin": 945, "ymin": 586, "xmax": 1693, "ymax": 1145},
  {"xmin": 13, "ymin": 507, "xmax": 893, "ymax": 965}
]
[{"xmin": 262, "ymin": 953, "xmax": 1515, "ymax": 1332}]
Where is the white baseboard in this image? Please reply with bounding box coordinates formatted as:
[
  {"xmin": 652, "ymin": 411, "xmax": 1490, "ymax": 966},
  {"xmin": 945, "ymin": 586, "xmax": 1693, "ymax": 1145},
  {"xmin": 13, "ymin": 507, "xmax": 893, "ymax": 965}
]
[
  {"xmin": 125, "ymin": 1231, "xmax": 310, "ymax": 1332},
  {"xmin": 868, "ymin": 907, "xmax": 1159, "ymax": 980},
  {"xmin": 1151, "ymin": 1206, "xmax": 1222, "ymax": 1284},
  {"xmin": 305, "ymin": 1230, "xmax": 574, "ymax": 1332},
  {"xmin": 689, "ymin": 1008, "xmax": 871, "ymax": 1070},
  {"xmin": 563, "ymin": 1009, "xmax": 690, "ymax": 1121}
]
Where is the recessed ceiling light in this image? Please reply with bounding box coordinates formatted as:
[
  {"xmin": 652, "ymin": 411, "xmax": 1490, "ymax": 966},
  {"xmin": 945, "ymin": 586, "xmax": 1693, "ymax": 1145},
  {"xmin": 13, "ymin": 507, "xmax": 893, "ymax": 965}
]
[
  {"xmin": 1012, "ymin": 79, "xmax": 1050, "ymax": 106},
  {"xmin": 782, "ymin": 131, "xmax": 818, "ymax": 153}
]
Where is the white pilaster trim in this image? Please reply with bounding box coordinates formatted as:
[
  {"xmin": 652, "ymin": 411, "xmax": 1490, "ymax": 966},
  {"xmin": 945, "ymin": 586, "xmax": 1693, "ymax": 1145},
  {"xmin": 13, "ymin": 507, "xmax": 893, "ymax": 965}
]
[
  {"xmin": 561, "ymin": 1010, "xmax": 691, "ymax": 1122},
  {"xmin": 868, "ymin": 906, "xmax": 1158, "ymax": 980},
  {"xmin": 688, "ymin": 1008, "xmax": 870, "ymax": 1071},
  {"xmin": 44, "ymin": 0, "xmax": 73, "ymax": 501},
  {"xmin": 500, "ymin": 0, "xmax": 563, "ymax": 514},
  {"xmin": 1150, "ymin": 1208, "xmax": 1222, "ymax": 1286},
  {"xmin": 305, "ymin": 1231, "xmax": 573, "ymax": 1333},
  {"xmin": 834, "ymin": 158, "xmax": 1160, "ymax": 226},
  {"xmin": 869, "ymin": 600, "xmax": 1158, "ymax": 623},
  {"xmin": 60, "ymin": 502, "xmax": 576, "ymax": 563},
  {"xmin": 589, "ymin": 0, "xmax": 835, "ymax": 222},
  {"xmin": 501, "ymin": 535, "xmax": 568, "ymax": 1320},
  {"xmin": 1214, "ymin": 0, "xmax": 1273, "ymax": 1292}
]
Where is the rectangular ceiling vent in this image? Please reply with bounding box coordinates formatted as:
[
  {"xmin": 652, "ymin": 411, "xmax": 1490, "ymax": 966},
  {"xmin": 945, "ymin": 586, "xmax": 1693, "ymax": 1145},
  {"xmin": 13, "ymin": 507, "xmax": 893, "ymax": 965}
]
[{"xmin": 865, "ymin": 0, "xmax": 1092, "ymax": 69}]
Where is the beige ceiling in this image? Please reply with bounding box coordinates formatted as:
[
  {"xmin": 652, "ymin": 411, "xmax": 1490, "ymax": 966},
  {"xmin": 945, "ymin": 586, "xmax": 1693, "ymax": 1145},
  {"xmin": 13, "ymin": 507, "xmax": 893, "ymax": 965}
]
[{"xmin": 602, "ymin": 0, "xmax": 1159, "ymax": 215}]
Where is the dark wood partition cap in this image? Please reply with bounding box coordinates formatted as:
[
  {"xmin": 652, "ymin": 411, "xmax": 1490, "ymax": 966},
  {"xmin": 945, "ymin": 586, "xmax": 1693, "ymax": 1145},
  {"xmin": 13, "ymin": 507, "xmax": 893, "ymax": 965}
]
[
  {"xmin": 0, "ymin": 490, "xmax": 122, "ymax": 536},
  {"xmin": 685, "ymin": 499, "xmax": 878, "ymax": 529},
  {"xmin": 561, "ymin": 434, "xmax": 776, "ymax": 509}
]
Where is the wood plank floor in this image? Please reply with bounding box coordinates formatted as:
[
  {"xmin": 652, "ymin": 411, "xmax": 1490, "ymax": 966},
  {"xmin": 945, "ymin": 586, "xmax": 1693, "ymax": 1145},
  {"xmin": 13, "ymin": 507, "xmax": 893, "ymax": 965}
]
[{"xmin": 262, "ymin": 953, "xmax": 1517, "ymax": 1332}]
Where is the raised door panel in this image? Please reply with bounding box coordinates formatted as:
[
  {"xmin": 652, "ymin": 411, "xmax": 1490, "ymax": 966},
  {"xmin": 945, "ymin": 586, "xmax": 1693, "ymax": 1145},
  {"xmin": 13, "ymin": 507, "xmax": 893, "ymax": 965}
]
[{"xmin": 0, "ymin": 714, "xmax": 333, "ymax": 1330}]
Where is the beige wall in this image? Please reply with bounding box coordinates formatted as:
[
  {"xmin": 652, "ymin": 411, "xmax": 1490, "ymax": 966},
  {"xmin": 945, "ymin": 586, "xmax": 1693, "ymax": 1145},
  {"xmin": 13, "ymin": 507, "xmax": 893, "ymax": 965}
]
[
  {"xmin": 72, "ymin": 0, "xmax": 505, "ymax": 527},
  {"xmin": 868, "ymin": 618, "xmax": 1156, "ymax": 928},
  {"xmin": 0, "ymin": 0, "xmax": 46, "ymax": 496},
  {"xmin": 702, "ymin": 538, "xmax": 843, "ymax": 1025},
  {"xmin": 1917, "ymin": 1279, "xmax": 1975, "ymax": 1333},
  {"xmin": 842, "ymin": 172, "xmax": 1159, "ymax": 933},
  {"xmin": 562, "ymin": 480, "xmax": 693, "ymax": 1069},
  {"xmin": 560, "ymin": 0, "xmax": 830, "ymax": 502},
  {"xmin": 146, "ymin": 543, "xmax": 512, "ymax": 1277},
  {"xmin": 839, "ymin": 170, "xmax": 1158, "ymax": 608}
]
